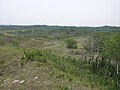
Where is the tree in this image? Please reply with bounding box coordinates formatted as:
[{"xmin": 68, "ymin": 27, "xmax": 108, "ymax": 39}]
[
  {"xmin": 102, "ymin": 32, "xmax": 120, "ymax": 86},
  {"xmin": 66, "ymin": 38, "xmax": 77, "ymax": 49}
]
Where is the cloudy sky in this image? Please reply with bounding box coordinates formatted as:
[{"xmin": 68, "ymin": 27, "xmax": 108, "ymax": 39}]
[{"xmin": 0, "ymin": 0, "xmax": 120, "ymax": 26}]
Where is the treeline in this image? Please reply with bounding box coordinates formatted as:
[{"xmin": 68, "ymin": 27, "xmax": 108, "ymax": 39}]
[
  {"xmin": 81, "ymin": 31, "xmax": 120, "ymax": 88},
  {"xmin": 0, "ymin": 25, "xmax": 120, "ymax": 31},
  {"xmin": 0, "ymin": 25, "xmax": 120, "ymax": 39}
]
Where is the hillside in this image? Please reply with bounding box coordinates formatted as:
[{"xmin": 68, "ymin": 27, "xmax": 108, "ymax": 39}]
[{"xmin": 0, "ymin": 25, "xmax": 120, "ymax": 90}]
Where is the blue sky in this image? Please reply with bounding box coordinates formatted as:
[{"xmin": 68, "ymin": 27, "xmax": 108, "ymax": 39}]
[{"xmin": 0, "ymin": 0, "xmax": 120, "ymax": 26}]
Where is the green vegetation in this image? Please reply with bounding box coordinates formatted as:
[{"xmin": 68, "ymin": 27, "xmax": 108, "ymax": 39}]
[
  {"xmin": 65, "ymin": 38, "xmax": 77, "ymax": 49},
  {"xmin": 0, "ymin": 25, "xmax": 120, "ymax": 90}
]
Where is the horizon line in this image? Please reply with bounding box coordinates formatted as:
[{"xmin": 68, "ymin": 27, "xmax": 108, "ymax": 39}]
[{"xmin": 0, "ymin": 24, "xmax": 120, "ymax": 27}]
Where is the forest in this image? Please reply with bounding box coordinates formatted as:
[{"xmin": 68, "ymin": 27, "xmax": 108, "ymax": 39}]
[{"xmin": 0, "ymin": 25, "xmax": 120, "ymax": 90}]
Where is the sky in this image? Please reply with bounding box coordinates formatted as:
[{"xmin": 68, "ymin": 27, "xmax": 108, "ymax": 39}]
[{"xmin": 0, "ymin": 0, "xmax": 120, "ymax": 26}]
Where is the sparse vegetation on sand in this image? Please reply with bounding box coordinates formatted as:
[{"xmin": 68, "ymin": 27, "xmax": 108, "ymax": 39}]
[{"xmin": 0, "ymin": 25, "xmax": 120, "ymax": 90}]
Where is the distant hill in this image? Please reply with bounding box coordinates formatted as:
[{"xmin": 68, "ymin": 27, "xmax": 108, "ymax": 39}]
[{"xmin": 0, "ymin": 25, "xmax": 120, "ymax": 31}]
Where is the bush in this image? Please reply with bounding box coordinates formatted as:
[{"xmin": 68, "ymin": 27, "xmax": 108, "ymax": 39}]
[
  {"xmin": 21, "ymin": 49, "xmax": 48, "ymax": 65},
  {"xmin": 65, "ymin": 38, "xmax": 77, "ymax": 49}
]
